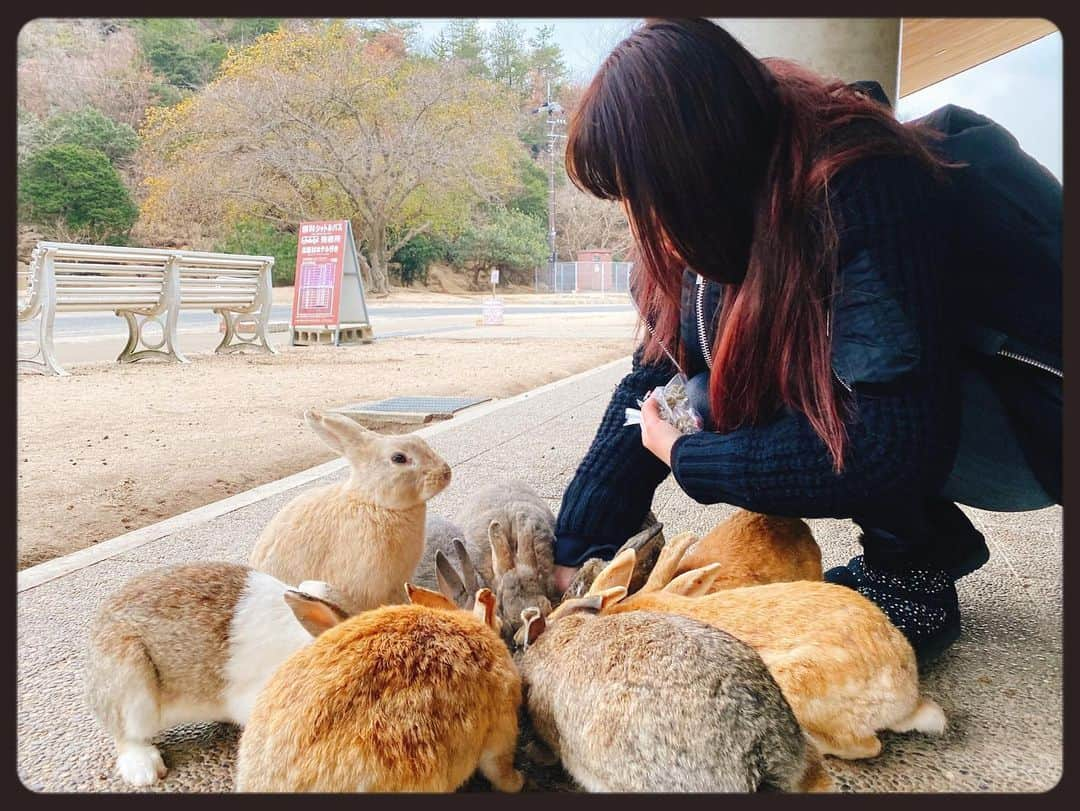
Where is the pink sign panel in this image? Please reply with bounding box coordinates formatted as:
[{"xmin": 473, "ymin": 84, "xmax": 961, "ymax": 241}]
[{"xmin": 291, "ymin": 220, "xmax": 348, "ymax": 326}]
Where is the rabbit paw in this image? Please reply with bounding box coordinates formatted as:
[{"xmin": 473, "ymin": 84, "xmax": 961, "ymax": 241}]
[{"xmin": 117, "ymin": 744, "xmax": 167, "ymax": 786}]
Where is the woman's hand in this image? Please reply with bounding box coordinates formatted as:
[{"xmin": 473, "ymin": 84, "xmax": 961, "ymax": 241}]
[
  {"xmin": 640, "ymin": 395, "xmax": 682, "ymax": 467},
  {"xmin": 553, "ymin": 564, "xmax": 579, "ymax": 595}
]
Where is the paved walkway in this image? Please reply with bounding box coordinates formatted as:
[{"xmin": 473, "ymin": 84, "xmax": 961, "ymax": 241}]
[{"xmin": 16, "ymin": 358, "xmax": 1062, "ymax": 792}]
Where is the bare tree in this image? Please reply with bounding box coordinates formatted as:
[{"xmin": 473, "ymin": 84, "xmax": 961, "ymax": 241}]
[
  {"xmin": 139, "ymin": 22, "xmax": 521, "ymax": 294},
  {"xmin": 555, "ymin": 183, "xmax": 633, "ymax": 260}
]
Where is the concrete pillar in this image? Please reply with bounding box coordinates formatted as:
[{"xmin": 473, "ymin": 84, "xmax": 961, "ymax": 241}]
[{"xmin": 714, "ymin": 18, "xmax": 902, "ymax": 105}]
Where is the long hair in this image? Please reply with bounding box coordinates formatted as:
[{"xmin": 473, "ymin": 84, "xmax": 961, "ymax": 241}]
[{"xmin": 566, "ymin": 18, "xmax": 948, "ymax": 471}]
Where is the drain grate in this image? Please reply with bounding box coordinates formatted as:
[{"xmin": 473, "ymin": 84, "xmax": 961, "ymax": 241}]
[{"xmin": 350, "ymin": 395, "xmax": 490, "ymax": 414}]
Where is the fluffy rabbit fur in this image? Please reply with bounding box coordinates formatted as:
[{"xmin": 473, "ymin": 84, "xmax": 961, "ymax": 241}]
[
  {"xmin": 594, "ymin": 536, "xmax": 947, "ymax": 760},
  {"xmin": 84, "ymin": 563, "xmax": 348, "ymax": 786},
  {"xmin": 676, "ymin": 510, "xmax": 822, "ymax": 591},
  {"xmin": 513, "ymin": 594, "xmax": 832, "ymax": 792},
  {"xmin": 454, "ymin": 480, "xmax": 557, "ymax": 602},
  {"xmin": 249, "ymin": 409, "xmax": 451, "ymax": 614},
  {"xmin": 235, "ymin": 585, "xmax": 523, "ymax": 793},
  {"xmin": 413, "ymin": 514, "xmax": 475, "ymax": 593}
]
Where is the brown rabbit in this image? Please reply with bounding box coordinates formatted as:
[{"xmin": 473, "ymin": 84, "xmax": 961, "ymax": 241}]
[
  {"xmin": 488, "ymin": 519, "xmax": 553, "ymax": 642},
  {"xmin": 676, "ymin": 510, "xmax": 822, "ymax": 591},
  {"xmin": 234, "ymin": 585, "xmax": 523, "ymax": 793},
  {"xmin": 249, "ymin": 409, "xmax": 451, "ymax": 614},
  {"xmin": 592, "ymin": 536, "xmax": 946, "ymax": 760}
]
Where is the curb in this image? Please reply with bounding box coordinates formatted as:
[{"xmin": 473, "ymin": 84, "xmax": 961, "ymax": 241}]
[{"xmin": 17, "ymin": 355, "xmax": 631, "ymax": 592}]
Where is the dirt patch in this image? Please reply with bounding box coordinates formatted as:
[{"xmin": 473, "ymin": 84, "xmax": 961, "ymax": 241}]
[{"xmin": 17, "ymin": 337, "xmax": 632, "ymax": 569}]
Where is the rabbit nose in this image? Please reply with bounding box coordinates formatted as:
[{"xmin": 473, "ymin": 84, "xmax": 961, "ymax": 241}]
[{"xmin": 438, "ymin": 464, "xmax": 451, "ymax": 483}]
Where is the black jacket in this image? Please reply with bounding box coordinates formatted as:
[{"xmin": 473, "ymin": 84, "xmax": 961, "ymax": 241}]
[{"xmin": 554, "ymin": 144, "xmax": 1061, "ymax": 567}]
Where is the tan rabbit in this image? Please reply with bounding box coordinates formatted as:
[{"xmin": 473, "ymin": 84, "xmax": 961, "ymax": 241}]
[
  {"xmin": 676, "ymin": 510, "xmax": 822, "ymax": 591},
  {"xmin": 249, "ymin": 409, "xmax": 451, "ymax": 614},
  {"xmin": 512, "ymin": 594, "xmax": 832, "ymax": 792},
  {"xmin": 235, "ymin": 585, "xmax": 523, "ymax": 793},
  {"xmin": 84, "ymin": 563, "xmax": 349, "ymax": 786},
  {"xmin": 592, "ymin": 536, "xmax": 946, "ymax": 760}
]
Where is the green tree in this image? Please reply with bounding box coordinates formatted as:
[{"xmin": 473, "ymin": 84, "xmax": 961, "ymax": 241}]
[
  {"xmin": 432, "ymin": 19, "xmax": 488, "ymax": 76},
  {"xmin": 41, "ymin": 108, "xmax": 139, "ymax": 165},
  {"xmin": 19, "ymin": 144, "xmax": 138, "ymax": 242},
  {"xmin": 454, "ymin": 207, "xmax": 548, "ymax": 280},
  {"xmin": 528, "ymin": 25, "xmax": 568, "ymax": 95},
  {"xmin": 217, "ymin": 219, "xmax": 298, "ymax": 286},
  {"xmin": 486, "ymin": 20, "xmax": 529, "ymax": 92},
  {"xmin": 133, "ymin": 19, "xmax": 229, "ymax": 90},
  {"xmin": 508, "ymin": 157, "xmax": 548, "ymax": 222}
]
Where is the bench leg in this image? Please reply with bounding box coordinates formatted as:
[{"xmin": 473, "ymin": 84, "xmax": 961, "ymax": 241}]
[
  {"xmin": 117, "ymin": 311, "xmax": 189, "ymax": 365},
  {"xmin": 214, "ymin": 309, "xmax": 277, "ymax": 356},
  {"xmin": 17, "ymin": 300, "xmax": 67, "ymax": 375}
]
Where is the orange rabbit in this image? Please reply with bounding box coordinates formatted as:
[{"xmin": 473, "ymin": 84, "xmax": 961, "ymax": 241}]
[
  {"xmin": 676, "ymin": 510, "xmax": 822, "ymax": 591},
  {"xmin": 587, "ymin": 536, "xmax": 946, "ymax": 760},
  {"xmin": 235, "ymin": 586, "xmax": 523, "ymax": 792}
]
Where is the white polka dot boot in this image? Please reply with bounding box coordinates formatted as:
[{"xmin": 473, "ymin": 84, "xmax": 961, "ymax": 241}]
[{"xmin": 824, "ymin": 554, "xmax": 961, "ymax": 664}]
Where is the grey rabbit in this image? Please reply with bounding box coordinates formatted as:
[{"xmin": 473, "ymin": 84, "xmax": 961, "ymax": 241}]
[
  {"xmin": 512, "ymin": 592, "xmax": 833, "ymax": 792},
  {"xmin": 413, "ymin": 514, "xmax": 483, "ymax": 594},
  {"xmin": 454, "ymin": 481, "xmax": 557, "ymax": 602}
]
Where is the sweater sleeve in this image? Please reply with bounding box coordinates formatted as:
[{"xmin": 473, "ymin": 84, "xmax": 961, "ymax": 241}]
[
  {"xmin": 554, "ymin": 343, "xmax": 676, "ymax": 565},
  {"xmin": 669, "ymin": 156, "xmax": 961, "ymax": 519}
]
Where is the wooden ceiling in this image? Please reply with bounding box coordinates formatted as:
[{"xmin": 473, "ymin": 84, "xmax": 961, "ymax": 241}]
[{"xmin": 900, "ymin": 18, "xmax": 1059, "ymax": 97}]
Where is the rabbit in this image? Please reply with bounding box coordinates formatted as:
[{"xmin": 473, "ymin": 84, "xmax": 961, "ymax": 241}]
[
  {"xmin": 511, "ymin": 592, "xmax": 832, "ymax": 792},
  {"xmin": 454, "ymin": 480, "xmax": 557, "ymax": 602},
  {"xmin": 561, "ymin": 518, "xmax": 665, "ymax": 599},
  {"xmin": 249, "ymin": 408, "xmax": 452, "ymax": 615},
  {"xmin": 235, "ymin": 584, "xmax": 524, "ymax": 793},
  {"xmin": 83, "ymin": 562, "xmax": 349, "ymax": 787},
  {"xmin": 412, "ymin": 514, "xmax": 476, "ymax": 593},
  {"xmin": 675, "ymin": 510, "xmax": 822, "ymax": 591},
  {"xmin": 424, "ymin": 521, "xmax": 548, "ymax": 644},
  {"xmin": 592, "ymin": 534, "xmax": 947, "ymax": 760}
]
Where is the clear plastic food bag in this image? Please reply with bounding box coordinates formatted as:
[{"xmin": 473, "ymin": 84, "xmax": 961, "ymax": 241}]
[{"xmin": 624, "ymin": 373, "xmax": 703, "ymax": 435}]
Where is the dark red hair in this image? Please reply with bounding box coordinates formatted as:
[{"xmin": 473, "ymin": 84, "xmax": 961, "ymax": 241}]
[{"xmin": 566, "ymin": 18, "xmax": 948, "ymax": 471}]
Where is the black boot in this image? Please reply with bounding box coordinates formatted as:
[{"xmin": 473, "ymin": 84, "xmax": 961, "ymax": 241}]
[
  {"xmin": 825, "ymin": 552, "xmax": 961, "ymax": 664},
  {"xmin": 924, "ymin": 499, "xmax": 990, "ymax": 580}
]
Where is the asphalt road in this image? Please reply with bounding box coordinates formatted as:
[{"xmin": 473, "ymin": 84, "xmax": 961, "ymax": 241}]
[{"xmin": 29, "ymin": 303, "xmax": 633, "ymax": 340}]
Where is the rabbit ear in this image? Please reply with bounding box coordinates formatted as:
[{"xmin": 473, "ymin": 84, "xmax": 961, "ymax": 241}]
[
  {"xmin": 641, "ymin": 531, "xmax": 699, "ymax": 592},
  {"xmin": 305, "ymin": 409, "xmax": 375, "ymax": 455},
  {"xmin": 588, "ymin": 548, "xmax": 635, "ymax": 595},
  {"xmin": 663, "ymin": 563, "xmax": 723, "ymax": 597},
  {"xmin": 472, "ymin": 588, "xmax": 498, "ymax": 631},
  {"xmin": 546, "ymin": 592, "xmax": 605, "ymax": 622},
  {"xmin": 435, "ymin": 550, "xmax": 469, "ymax": 607},
  {"xmin": 516, "ymin": 607, "xmax": 546, "ymax": 648},
  {"xmin": 515, "ymin": 531, "xmax": 539, "ymax": 571},
  {"xmin": 404, "ymin": 582, "xmax": 458, "ymax": 611},
  {"xmin": 453, "ymin": 538, "xmax": 481, "ymax": 593},
  {"xmin": 489, "ymin": 521, "xmax": 515, "ymax": 578},
  {"xmin": 283, "ymin": 589, "xmax": 350, "ymax": 637}
]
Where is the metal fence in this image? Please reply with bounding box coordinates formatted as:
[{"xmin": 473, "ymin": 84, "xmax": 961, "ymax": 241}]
[{"xmin": 533, "ymin": 261, "xmax": 633, "ymax": 294}]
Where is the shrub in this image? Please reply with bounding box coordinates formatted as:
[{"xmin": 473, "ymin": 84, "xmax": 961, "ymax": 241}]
[
  {"xmin": 19, "ymin": 144, "xmax": 137, "ymax": 242},
  {"xmin": 390, "ymin": 232, "xmax": 449, "ymax": 287},
  {"xmin": 41, "ymin": 107, "xmax": 139, "ymax": 164},
  {"xmin": 217, "ymin": 219, "xmax": 298, "ymax": 286}
]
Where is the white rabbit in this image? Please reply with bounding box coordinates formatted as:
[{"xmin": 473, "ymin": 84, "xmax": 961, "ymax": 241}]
[
  {"xmin": 249, "ymin": 409, "xmax": 452, "ymax": 614},
  {"xmin": 84, "ymin": 562, "xmax": 349, "ymax": 786}
]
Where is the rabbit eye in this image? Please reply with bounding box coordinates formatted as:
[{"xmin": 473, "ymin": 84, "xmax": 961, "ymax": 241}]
[{"xmin": 391, "ymin": 452, "xmax": 408, "ymax": 465}]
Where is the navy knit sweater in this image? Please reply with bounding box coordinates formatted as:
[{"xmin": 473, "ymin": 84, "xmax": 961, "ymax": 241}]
[{"xmin": 554, "ymin": 155, "xmax": 963, "ymax": 566}]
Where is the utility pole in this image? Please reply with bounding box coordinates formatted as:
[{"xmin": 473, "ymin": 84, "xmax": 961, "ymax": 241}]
[{"xmin": 543, "ymin": 78, "xmax": 566, "ymax": 266}]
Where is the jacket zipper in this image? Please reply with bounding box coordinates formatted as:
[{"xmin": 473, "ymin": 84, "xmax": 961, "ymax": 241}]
[
  {"xmin": 695, "ymin": 274, "xmax": 714, "ymax": 370},
  {"xmin": 997, "ymin": 348, "xmax": 1062, "ymax": 378}
]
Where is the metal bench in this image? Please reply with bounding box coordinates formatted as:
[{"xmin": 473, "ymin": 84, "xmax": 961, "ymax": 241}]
[{"xmin": 17, "ymin": 241, "xmax": 276, "ymax": 376}]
